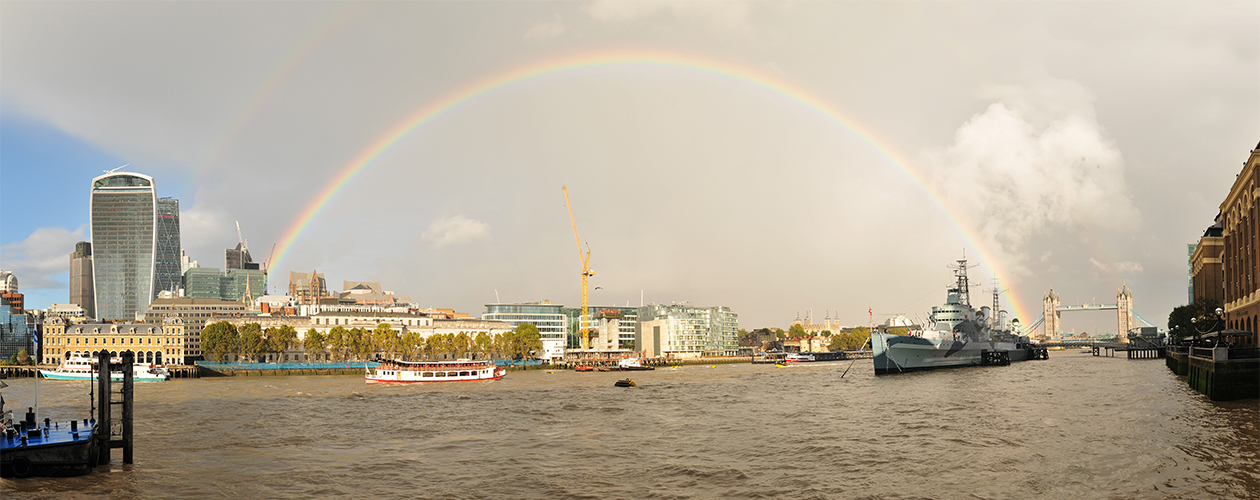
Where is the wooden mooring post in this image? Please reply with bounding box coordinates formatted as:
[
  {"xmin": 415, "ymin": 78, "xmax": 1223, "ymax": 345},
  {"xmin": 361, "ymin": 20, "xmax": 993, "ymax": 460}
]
[{"xmin": 95, "ymin": 349, "xmax": 134, "ymax": 465}]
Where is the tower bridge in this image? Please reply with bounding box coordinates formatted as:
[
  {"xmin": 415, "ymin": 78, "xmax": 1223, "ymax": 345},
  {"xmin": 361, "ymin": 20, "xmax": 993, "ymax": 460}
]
[{"xmin": 1024, "ymin": 285, "xmax": 1156, "ymax": 340}]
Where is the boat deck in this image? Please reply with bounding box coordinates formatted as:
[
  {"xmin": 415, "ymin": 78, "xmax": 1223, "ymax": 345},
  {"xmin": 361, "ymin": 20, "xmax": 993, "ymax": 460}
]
[{"xmin": 1, "ymin": 418, "xmax": 98, "ymax": 478}]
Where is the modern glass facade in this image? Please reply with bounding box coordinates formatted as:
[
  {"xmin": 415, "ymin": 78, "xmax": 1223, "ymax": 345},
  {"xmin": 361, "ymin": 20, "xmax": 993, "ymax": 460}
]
[
  {"xmin": 0, "ymin": 296, "xmax": 31, "ymax": 361},
  {"xmin": 91, "ymin": 172, "xmax": 156, "ymax": 321},
  {"xmin": 154, "ymin": 197, "xmax": 182, "ymax": 298},
  {"xmin": 184, "ymin": 268, "xmax": 224, "ymax": 299},
  {"xmin": 636, "ymin": 304, "xmax": 739, "ymax": 356},
  {"xmin": 562, "ymin": 306, "xmax": 639, "ymax": 348},
  {"xmin": 224, "ymin": 268, "xmax": 267, "ymax": 302},
  {"xmin": 482, "ymin": 302, "xmax": 568, "ymax": 360}
]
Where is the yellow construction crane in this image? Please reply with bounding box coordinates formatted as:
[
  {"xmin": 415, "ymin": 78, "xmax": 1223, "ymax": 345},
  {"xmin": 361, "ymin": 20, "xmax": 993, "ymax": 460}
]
[{"xmin": 562, "ymin": 186, "xmax": 594, "ymax": 351}]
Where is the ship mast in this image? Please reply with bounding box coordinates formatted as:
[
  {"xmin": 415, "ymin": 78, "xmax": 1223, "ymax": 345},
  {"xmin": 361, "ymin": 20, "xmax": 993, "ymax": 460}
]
[{"xmin": 948, "ymin": 254, "xmax": 977, "ymax": 307}]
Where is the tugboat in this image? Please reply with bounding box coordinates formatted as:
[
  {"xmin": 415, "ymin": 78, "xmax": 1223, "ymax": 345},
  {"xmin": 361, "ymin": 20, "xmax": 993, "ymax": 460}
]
[{"xmin": 871, "ymin": 255, "xmax": 1039, "ymax": 374}]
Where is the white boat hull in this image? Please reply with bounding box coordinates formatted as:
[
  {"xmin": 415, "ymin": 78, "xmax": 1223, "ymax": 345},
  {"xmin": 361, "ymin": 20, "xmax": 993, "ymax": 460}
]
[{"xmin": 366, "ymin": 361, "xmax": 505, "ymax": 384}]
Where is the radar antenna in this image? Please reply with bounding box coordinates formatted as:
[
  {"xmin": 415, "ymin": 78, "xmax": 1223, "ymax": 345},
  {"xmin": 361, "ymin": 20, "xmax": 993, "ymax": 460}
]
[{"xmin": 947, "ymin": 253, "xmax": 978, "ymax": 307}]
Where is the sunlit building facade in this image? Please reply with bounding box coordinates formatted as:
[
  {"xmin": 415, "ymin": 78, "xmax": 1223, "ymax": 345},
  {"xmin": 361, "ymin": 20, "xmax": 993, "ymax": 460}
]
[
  {"xmin": 482, "ymin": 301, "xmax": 568, "ymax": 360},
  {"xmin": 636, "ymin": 304, "xmax": 739, "ymax": 358},
  {"xmin": 91, "ymin": 171, "xmax": 157, "ymax": 321}
]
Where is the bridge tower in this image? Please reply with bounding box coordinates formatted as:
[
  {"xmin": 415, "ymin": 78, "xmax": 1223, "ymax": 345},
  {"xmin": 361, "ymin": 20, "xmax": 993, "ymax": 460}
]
[
  {"xmin": 1043, "ymin": 288, "xmax": 1061, "ymax": 339},
  {"xmin": 1117, "ymin": 285, "xmax": 1134, "ymax": 339}
]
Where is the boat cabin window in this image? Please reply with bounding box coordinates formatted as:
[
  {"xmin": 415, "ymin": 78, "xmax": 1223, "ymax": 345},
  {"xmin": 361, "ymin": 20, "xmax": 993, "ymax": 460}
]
[
  {"xmin": 459, "ymin": 371, "xmax": 470, "ymax": 376},
  {"xmin": 435, "ymin": 372, "xmax": 446, "ymax": 377},
  {"xmin": 423, "ymin": 372, "xmax": 434, "ymax": 377},
  {"xmin": 447, "ymin": 372, "xmax": 458, "ymax": 377}
]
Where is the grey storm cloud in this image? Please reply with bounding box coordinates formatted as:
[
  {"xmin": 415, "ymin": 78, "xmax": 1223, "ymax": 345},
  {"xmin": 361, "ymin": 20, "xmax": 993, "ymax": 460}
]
[{"xmin": 1, "ymin": 1, "xmax": 1256, "ymax": 330}]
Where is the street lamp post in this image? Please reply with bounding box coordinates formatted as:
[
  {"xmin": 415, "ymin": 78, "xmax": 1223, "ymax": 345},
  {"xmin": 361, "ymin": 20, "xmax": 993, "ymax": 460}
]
[{"xmin": 1190, "ymin": 307, "xmax": 1224, "ymax": 346}]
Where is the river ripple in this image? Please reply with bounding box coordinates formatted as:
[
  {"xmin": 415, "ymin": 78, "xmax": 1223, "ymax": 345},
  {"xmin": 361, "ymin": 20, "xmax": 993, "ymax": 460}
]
[{"xmin": 2, "ymin": 352, "xmax": 1257, "ymax": 499}]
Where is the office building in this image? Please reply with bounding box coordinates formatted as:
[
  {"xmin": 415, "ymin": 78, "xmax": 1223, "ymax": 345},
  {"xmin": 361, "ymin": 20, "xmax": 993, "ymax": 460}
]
[
  {"xmin": 69, "ymin": 241, "xmax": 96, "ymax": 319},
  {"xmin": 182, "ymin": 267, "xmax": 266, "ymax": 303},
  {"xmin": 42, "ymin": 316, "xmax": 184, "ymax": 366},
  {"xmin": 141, "ymin": 298, "xmax": 248, "ymax": 363},
  {"xmin": 289, "ymin": 270, "xmax": 329, "ymax": 305},
  {"xmin": 153, "ymin": 197, "xmax": 182, "ymax": 298},
  {"xmin": 636, "ymin": 303, "xmax": 739, "ymax": 359},
  {"xmin": 561, "ymin": 305, "xmax": 639, "ymax": 349},
  {"xmin": 483, "ymin": 301, "xmax": 568, "ymax": 360},
  {"xmin": 91, "ymin": 170, "xmax": 157, "ymax": 321},
  {"xmin": 0, "ymin": 292, "xmax": 31, "ymax": 361},
  {"xmin": 1221, "ymin": 143, "xmax": 1259, "ymax": 347},
  {"xmin": 226, "ymin": 242, "xmax": 259, "ymax": 270},
  {"xmin": 0, "ymin": 269, "xmax": 16, "ymax": 293},
  {"xmin": 1191, "ymin": 221, "xmax": 1225, "ymax": 306}
]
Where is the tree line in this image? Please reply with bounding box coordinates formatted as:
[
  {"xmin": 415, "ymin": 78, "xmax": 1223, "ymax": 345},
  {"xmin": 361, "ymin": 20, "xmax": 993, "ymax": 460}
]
[{"xmin": 201, "ymin": 321, "xmax": 543, "ymax": 363}]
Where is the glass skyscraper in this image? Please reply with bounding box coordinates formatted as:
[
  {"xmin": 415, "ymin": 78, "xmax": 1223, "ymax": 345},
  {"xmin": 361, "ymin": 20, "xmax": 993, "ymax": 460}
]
[
  {"xmin": 91, "ymin": 171, "xmax": 156, "ymax": 321},
  {"xmin": 154, "ymin": 197, "xmax": 182, "ymax": 299}
]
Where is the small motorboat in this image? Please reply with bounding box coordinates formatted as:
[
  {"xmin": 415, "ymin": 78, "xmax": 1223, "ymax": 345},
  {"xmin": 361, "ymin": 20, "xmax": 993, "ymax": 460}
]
[
  {"xmin": 617, "ymin": 358, "xmax": 655, "ymax": 371},
  {"xmin": 614, "ymin": 378, "xmax": 636, "ymax": 388},
  {"xmin": 574, "ymin": 365, "xmax": 594, "ymax": 372}
]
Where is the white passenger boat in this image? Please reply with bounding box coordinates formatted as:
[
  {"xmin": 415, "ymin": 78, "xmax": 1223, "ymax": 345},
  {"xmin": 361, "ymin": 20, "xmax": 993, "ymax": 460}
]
[
  {"xmin": 365, "ymin": 359, "xmax": 506, "ymax": 384},
  {"xmin": 785, "ymin": 353, "xmax": 816, "ymax": 363},
  {"xmin": 39, "ymin": 356, "xmax": 171, "ymax": 382}
]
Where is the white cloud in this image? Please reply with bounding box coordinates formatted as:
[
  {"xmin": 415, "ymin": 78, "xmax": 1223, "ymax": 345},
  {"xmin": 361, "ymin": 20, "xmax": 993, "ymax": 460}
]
[
  {"xmin": 584, "ymin": 0, "xmax": 750, "ymax": 30},
  {"xmin": 421, "ymin": 215, "xmax": 490, "ymax": 249},
  {"xmin": 0, "ymin": 225, "xmax": 85, "ymax": 290},
  {"xmin": 929, "ymin": 80, "xmax": 1141, "ymax": 276},
  {"xmin": 1090, "ymin": 258, "xmax": 1144, "ymax": 275},
  {"xmin": 526, "ymin": 14, "xmax": 567, "ymax": 39}
]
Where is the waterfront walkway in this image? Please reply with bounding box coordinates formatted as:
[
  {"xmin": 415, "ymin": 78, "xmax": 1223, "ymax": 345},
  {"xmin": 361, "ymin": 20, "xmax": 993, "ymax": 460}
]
[{"xmin": 1165, "ymin": 345, "xmax": 1260, "ymax": 401}]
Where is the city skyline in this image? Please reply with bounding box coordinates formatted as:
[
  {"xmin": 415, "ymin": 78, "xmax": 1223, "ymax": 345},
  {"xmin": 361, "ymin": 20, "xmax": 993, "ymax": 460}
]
[{"xmin": 2, "ymin": 2, "xmax": 1257, "ymax": 330}]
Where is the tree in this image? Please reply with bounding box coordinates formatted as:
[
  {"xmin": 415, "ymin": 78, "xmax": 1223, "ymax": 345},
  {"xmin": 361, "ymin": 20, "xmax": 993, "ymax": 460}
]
[
  {"xmin": 775, "ymin": 328, "xmax": 787, "ymax": 340},
  {"xmin": 239, "ymin": 323, "xmax": 265, "ymax": 362},
  {"xmin": 830, "ymin": 327, "xmax": 871, "ymax": 351},
  {"xmin": 372, "ymin": 323, "xmax": 399, "ymax": 359},
  {"xmin": 1168, "ymin": 297, "xmax": 1223, "ymax": 343},
  {"xmin": 453, "ymin": 332, "xmax": 473, "ymax": 359},
  {"xmin": 474, "ymin": 331, "xmax": 493, "ymax": 359},
  {"xmin": 511, "ymin": 323, "xmax": 542, "ymax": 360},
  {"xmin": 423, "ymin": 333, "xmax": 452, "ymax": 360},
  {"xmin": 202, "ymin": 321, "xmax": 240, "ymax": 363},
  {"xmin": 303, "ymin": 329, "xmax": 327, "ymax": 361},
  {"xmin": 788, "ymin": 324, "xmax": 807, "ymax": 338},
  {"xmin": 266, "ymin": 325, "xmax": 299, "ymax": 362},
  {"xmin": 328, "ymin": 326, "xmax": 349, "ymax": 361},
  {"xmin": 401, "ymin": 331, "xmax": 424, "ymax": 361},
  {"xmin": 350, "ymin": 327, "xmax": 372, "ymax": 360}
]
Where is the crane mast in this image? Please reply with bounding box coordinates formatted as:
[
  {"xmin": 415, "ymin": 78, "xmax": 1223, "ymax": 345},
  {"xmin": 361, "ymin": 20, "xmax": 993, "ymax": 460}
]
[{"xmin": 562, "ymin": 186, "xmax": 594, "ymax": 351}]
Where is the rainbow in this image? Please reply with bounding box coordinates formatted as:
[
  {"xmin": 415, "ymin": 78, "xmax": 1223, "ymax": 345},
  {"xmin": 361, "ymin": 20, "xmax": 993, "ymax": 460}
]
[{"xmin": 264, "ymin": 49, "xmax": 1032, "ymax": 324}]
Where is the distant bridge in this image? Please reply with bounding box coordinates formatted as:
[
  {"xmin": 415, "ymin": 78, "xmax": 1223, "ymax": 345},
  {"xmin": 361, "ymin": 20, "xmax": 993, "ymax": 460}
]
[{"xmin": 1021, "ymin": 285, "xmax": 1157, "ymax": 340}]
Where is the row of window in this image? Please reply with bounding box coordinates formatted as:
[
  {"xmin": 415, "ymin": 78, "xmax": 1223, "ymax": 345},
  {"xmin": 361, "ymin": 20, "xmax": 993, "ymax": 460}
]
[{"xmin": 46, "ymin": 336, "xmax": 182, "ymax": 346}]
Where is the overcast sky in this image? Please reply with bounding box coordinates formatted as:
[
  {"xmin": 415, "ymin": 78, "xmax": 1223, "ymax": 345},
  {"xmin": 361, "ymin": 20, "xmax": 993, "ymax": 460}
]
[{"xmin": 2, "ymin": 1, "xmax": 1256, "ymax": 333}]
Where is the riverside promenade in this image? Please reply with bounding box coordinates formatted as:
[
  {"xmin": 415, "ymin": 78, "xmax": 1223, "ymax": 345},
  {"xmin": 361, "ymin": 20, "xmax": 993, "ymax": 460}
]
[{"xmin": 1165, "ymin": 345, "xmax": 1260, "ymax": 401}]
